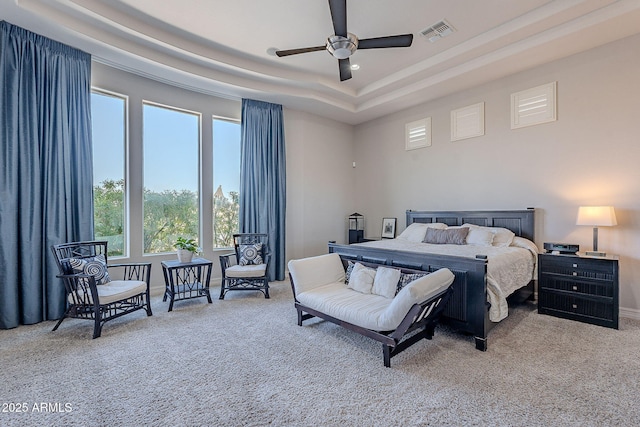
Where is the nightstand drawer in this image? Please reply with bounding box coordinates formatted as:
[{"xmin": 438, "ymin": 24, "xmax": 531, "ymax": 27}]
[
  {"xmin": 538, "ymin": 292, "xmax": 616, "ymax": 324},
  {"xmin": 538, "ymin": 275, "xmax": 614, "ymax": 298},
  {"xmin": 539, "ymin": 257, "xmax": 615, "ymax": 280}
]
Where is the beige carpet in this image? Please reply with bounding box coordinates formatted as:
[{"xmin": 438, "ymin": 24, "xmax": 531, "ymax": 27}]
[{"xmin": 2, "ymin": 280, "xmax": 640, "ymax": 427}]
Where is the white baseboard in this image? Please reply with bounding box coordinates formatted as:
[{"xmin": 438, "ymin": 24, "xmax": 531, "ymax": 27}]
[{"xmin": 620, "ymin": 307, "xmax": 640, "ymax": 320}]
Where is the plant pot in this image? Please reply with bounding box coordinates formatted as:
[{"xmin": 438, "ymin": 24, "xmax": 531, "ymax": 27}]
[{"xmin": 177, "ymin": 249, "xmax": 194, "ymax": 263}]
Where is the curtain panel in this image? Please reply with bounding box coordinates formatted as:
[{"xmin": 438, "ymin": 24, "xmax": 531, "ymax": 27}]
[
  {"xmin": 239, "ymin": 99, "xmax": 286, "ymax": 281},
  {"xmin": 0, "ymin": 21, "xmax": 93, "ymax": 329}
]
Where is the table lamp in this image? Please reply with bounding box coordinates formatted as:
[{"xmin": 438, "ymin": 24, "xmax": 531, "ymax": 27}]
[{"xmin": 576, "ymin": 206, "xmax": 617, "ymax": 256}]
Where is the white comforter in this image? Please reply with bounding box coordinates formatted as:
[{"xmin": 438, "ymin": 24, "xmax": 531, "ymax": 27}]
[{"xmin": 352, "ymin": 237, "xmax": 538, "ymax": 322}]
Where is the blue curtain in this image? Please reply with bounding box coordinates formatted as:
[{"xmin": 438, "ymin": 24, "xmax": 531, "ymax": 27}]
[
  {"xmin": 0, "ymin": 21, "xmax": 94, "ymax": 329},
  {"xmin": 239, "ymin": 99, "xmax": 286, "ymax": 281}
]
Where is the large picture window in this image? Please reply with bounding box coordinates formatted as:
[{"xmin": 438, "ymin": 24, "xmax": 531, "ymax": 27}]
[
  {"xmin": 143, "ymin": 103, "xmax": 200, "ymax": 254},
  {"xmin": 91, "ymin": 90, "xmax": 127, "ymax": 256},
  {"xmin": 212, "ymin": 118, "xmax": 241, "ymax": 248}
]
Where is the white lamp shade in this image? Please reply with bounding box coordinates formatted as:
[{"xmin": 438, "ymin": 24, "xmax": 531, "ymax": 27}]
[{"xmin": 576, "ymin": 206, "xmax": 617, "ymax": 226}]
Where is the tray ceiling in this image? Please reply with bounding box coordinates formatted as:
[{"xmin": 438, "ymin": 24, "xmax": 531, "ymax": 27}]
[{"xmin": 5, "ymin": 0, "xmax": 640, "ymax": 124}]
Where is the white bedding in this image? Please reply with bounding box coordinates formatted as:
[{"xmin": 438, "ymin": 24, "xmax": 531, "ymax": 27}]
[{"xmin": 352, "ymin": 236, "xmax": 538, "ymax": 322}]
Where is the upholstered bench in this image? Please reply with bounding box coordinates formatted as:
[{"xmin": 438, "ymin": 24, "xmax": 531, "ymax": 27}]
[{"xmin": 288, "ymin": 253, "xmax": 454, "ymax": 367}]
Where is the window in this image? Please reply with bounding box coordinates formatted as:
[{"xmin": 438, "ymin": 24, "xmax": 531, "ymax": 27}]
[
  {"xmin": 212, "ymin": 118, "xmax": 241, "ymax": 248},
  {"xmin": 143, "ymin": 103, "xmax": 200, "ymax": 254},
  {"xmin": 91, "ymin": 90, "xmax": 127, "ymax": 256}
]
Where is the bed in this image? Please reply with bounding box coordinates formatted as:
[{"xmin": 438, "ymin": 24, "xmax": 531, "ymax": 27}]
[{"xmin": 328, "ymin": 208, "xmax": 538, "ymax": 351}]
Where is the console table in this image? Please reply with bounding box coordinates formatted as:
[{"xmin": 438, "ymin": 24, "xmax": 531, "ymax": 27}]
[{"xmin": 161, "ymin": 258, "xmax": 213, "ymax": 312}]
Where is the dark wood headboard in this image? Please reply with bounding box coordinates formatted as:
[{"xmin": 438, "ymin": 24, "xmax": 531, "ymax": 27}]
[{"xmin": 405, "ymin": 208, "xmax": 535, "ymax": 242}]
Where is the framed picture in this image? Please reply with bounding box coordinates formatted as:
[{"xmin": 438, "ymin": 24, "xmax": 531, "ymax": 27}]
[{"xmin": 381, "ymin": 217, "xmax": 397, "ymax": 239}]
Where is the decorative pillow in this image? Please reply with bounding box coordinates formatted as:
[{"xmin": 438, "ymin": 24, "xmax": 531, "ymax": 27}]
[
  {"xmin": 466, "ymin": 227, "xmax": 495, "ymax": 246},
  {"xmin": 423, "ymin": 227, "xmax": 469, "ymax": 245},
  {"xmin": 68, "ymin": 254, "xmax": 111, "ymax": 285},
  {"xmin": 239, "ymin": 243, "xmax": 263, "ymax": 266},
  {"xmin": 397, "ymin": 272, "xmax": 427, "ymax": 293},
  {"xmin": 397, "ymin": 222, "xmax": 448, "ymax": 243},
  {"xmin": 344, "ymin": 261, "xmax": 356, "ymax": 284},
  {"xmin": 347, "ymin": 262, "xmax": 376, "ymax": 294},
  {"xmin": 372, "ymin": 267, "xmax": 401, "ymax": 299},
  {"xmin": 463, "ymin": 224, "xmax": 515, "ymax": 247}
]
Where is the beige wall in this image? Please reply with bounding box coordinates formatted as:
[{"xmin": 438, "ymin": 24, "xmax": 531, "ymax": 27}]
[
  {"xmin": 353, "ymin": 33, "xmax": 640, "ymax": 316},
  {"xmin": 284, "ymin": 109, "xmax": 355, "ymax": 260}
]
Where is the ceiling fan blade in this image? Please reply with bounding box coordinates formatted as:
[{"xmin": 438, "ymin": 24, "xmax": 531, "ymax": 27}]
[
  {"xmin": 338, "ymin": 58, "xmax": 352, "ymax": 81},
  {"xmin": 328, "ymin": 0, "xmax": 347, "ymax": 37},
  {"xmin": 357, "ymin": 34, "xmax": 414, "ymax": 49},
  {"xmin": 275, "ymin": 46, "xmax": 326, "ymax": 57}
]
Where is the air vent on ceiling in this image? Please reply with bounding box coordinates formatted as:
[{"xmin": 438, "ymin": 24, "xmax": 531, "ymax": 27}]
[{"xmin": 420, "ymin": 20, "xmax": 455, "ymax": 43}]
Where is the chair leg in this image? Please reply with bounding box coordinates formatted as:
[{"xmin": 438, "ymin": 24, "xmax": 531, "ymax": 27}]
[
  {"xmin": 52, "ymin": 308, "xmax": 70, "ymax": 332},
  {"xmin": 219, "ymin": 278, "xmax": 226, "ymax": 300},
  {"xmin": 145, "ymin": 296, "xmax": 153, "ymax": 317},
  {"xmin": 264, "ymin": 278, "xmax": 270, "ymax": 299},
  {"xmin": 92, "ymin": 311, "xmax": 103, "ymax": 339}
]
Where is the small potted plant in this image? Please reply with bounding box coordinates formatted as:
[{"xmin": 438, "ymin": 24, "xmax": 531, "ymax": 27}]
[{"xmin": 175, "ymin": 237, "xmax": 199, "ymax": 263}]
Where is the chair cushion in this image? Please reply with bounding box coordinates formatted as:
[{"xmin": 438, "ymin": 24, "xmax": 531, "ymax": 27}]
[
  {"xmin": 238, "ymin": 243, "xmax": 264, "ymax": 266},
  {"xmin": 69, "ymin": 280, "xmax": 146, "ymax": 305},
  {"xmin": 68, "ymin": 254, "xmax": 111, "ymax": 285},
  {"xmin": 225, "ymin": 264, "xmax": 267, "ymax": 278}
]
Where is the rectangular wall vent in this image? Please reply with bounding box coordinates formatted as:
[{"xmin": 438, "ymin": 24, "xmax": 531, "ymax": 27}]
[
  {"xmin": 511, "ymin": 82, "xmax": 557, "ymax": 129},
  {"xmin": 405, "ymin": 118, "xmax": 432, "ymax": 150},
  {"xmin": 420, "ymin": 20, "xmax": 455, "ymax": 43}
]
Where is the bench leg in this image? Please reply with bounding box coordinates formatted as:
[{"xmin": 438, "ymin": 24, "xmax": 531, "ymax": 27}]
[{"xmin": 382, "ymin": 345, "xmax": 391, "ymax": 368}]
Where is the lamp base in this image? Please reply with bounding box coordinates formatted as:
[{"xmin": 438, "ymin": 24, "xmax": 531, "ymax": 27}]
[{"xmin": 585, "ymin": 250, "xmax": 607, "ymax": 257}]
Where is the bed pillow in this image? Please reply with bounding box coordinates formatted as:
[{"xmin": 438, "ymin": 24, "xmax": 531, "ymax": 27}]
[
  {"xmin": 347, "ymin": 262, "xmax": 376, "ymax": 294},
  {"xmin": 372, "ymin": 267, "xmax": 402, "ymax": 299},
  {"xmin": 510, "ymin": 236, "xmax": 539, "ymax": 253},
  {"xmin": 463, "ymin": 224, "xmax": 515, "ymax": 247},
  {"xmin": 397, "ymin": 222, "xmax": 447, "ymax": 243},
  {"xmin": 466, "ymin": 227, "xmax": 495, "ymax": 246},
  {"xmin": 423, "ymin": 227, "xmax": 469, "ymax": 245}
]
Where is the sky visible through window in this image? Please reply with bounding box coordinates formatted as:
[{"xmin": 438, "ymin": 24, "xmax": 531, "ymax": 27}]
[
  {"xmin": 92, "ymin": 93, "xmax": 124, "ymax": 186},
  {"xmin": 213, "ymin": 118, "xmax": 240, "ymax": 197},
  {"xmin": 143, "ymin": 104, "xmax": 199, "ymax": 193},
  {"xmin": 91, "ymin": 97, "xmax": 240, "ymax": 196}
]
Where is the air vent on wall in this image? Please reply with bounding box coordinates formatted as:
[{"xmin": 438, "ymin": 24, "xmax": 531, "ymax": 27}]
[
  {"xmin": 405, "ymin": 118, "xmax": 432, "ymax": 150},
  {"xmin": 420, "ymin": 20, "xmax": 455, "ymax": 43}
]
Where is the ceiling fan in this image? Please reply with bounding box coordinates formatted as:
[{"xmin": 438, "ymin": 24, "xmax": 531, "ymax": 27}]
[{"xmin": 275, "ymin": 0, "xmax": 414, "ymax": 81}]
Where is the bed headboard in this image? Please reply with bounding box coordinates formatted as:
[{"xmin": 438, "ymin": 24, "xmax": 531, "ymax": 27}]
[{"xmin": 406, "ymin": 208, "xmax": 535, "ymax": 242}]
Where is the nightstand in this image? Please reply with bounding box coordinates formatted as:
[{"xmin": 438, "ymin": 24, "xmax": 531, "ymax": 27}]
[{"xmin": 538, "ymin": 252, "xmax": 619, "ymax": 329}]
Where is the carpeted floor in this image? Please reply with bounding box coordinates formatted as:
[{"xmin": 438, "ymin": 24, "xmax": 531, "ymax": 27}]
[{"xmin": 2, "ymin": 280, "xmax": 640, "ymax": 427}]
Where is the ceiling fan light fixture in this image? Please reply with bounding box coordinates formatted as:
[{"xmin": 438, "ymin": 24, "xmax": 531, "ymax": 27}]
[{"xmin": 327, "ymin": 33, "xmax": 358, "ymax": 59}]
